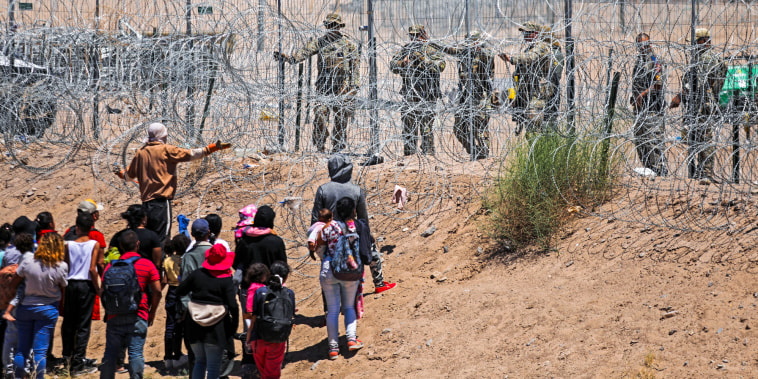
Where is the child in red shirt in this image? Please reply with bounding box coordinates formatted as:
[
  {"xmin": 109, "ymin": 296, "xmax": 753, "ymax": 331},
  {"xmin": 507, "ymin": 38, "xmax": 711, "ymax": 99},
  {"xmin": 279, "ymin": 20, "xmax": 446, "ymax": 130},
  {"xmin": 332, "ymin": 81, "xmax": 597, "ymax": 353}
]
[{"xmin": 248, "ymin": 261, "xmax": 294, "ymax": 379}]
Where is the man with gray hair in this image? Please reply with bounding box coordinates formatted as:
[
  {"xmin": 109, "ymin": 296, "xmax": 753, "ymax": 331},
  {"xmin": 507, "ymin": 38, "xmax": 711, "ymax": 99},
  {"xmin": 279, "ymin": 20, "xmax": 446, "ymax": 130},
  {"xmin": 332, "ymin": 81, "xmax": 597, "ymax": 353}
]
[{"xmin": 115, "ymin": 122, "xmax": 231, "ymax": 240}]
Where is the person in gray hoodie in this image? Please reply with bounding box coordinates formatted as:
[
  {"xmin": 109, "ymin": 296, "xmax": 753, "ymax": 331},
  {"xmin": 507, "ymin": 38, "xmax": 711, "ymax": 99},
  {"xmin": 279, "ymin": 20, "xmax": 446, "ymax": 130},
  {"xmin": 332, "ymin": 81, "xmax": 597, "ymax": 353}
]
[
  {"xmin": 311, "ymin": 154, "xmax": 395, "ymax": 293},
  {"xmin": 311, "ymin": 154, "xmax": 368, "ymax": 224}
]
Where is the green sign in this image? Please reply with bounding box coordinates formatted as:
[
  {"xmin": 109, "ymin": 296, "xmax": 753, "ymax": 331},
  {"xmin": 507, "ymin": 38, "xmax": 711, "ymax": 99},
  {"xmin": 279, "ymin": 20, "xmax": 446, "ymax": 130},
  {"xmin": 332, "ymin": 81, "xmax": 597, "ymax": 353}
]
[
  {"xmin": 19, "ymin": 2, "xmax": 33, "ymax": 10},
  {"xmin": 719, "ymin": 65, "xmax": 758, "ymax": 105},
  {"xmin": 198, "ymin": 6, "xmax": 213, "ymax": 15}
]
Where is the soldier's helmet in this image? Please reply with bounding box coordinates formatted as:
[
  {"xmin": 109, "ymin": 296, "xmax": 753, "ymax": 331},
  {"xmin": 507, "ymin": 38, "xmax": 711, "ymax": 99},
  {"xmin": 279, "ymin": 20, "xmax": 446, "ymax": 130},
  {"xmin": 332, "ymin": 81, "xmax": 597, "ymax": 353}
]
[
  {"xmin": 323, "ymin": 13, "xmax": 346, "ymax": 29},
  {"xmin": 408, "ymin": 24, "xmax": 426, "ymax": 35},
  {"xmin": 695, "ymin": 27, "xmax": 711, "ymax": 40},
  {"xmin": 518, "ymin": 21, "xmax": 543, "ymax": 33}
]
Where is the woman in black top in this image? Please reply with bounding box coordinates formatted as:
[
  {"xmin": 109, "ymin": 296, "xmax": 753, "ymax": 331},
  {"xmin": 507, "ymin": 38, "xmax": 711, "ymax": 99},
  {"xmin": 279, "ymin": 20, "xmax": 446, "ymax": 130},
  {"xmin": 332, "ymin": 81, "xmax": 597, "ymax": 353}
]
[
  {"xmin": 109, "ymin": 205, "xmax": 162, "ymax": 268},
  {"xmin": 177, "ymin": 243, "xmax": 239, "ymax": 379}
]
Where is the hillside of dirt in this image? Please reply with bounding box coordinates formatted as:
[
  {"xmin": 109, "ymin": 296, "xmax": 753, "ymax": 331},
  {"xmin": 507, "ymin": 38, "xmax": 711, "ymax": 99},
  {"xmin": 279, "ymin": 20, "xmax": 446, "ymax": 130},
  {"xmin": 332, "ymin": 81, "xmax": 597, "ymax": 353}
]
[{"xmin": 2, "ymin": 148, "xmax": 758, "ymax": 378}]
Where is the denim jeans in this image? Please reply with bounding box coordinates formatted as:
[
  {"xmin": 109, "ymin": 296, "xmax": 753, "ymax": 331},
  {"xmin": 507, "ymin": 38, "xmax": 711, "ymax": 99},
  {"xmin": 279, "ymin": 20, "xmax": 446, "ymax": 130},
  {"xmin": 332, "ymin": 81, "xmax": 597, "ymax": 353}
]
[
  {"xmin": 319, "ymin": 260, "xmax": 359, "ymax": 350},
  {"xmin": 14, "ymin": 303, "xmax": 59, "ymax": 379},
  {"xmin": 100, "ymin": 315, "xmax": 148, "ymax": 379},
  {"xmin": 189, "ymin": 342, "xmax": 223, "ymax": 379},
  {"xmin": 2, "ymin": 310, "xmax": 17, "ymax": 376}
]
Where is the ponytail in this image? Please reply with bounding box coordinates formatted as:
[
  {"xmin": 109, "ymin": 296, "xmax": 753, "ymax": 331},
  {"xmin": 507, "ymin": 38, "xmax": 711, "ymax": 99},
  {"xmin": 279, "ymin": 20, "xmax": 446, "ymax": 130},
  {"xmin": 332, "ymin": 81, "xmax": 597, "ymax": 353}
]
[
  {"xmin": 267, "ymin": 261, "xmax": 290, "ymax": 290},
  {"xmin": 268, "ymin": 274, "xmax": 283, "ymax": 290}
]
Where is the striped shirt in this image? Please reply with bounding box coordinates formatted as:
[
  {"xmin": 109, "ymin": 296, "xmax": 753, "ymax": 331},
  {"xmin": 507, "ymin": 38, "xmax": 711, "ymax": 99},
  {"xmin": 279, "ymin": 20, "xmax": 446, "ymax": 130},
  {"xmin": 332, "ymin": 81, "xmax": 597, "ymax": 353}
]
[{"xmin": 104, "ymin": 251, "xmax": 159, "ymax": 321}]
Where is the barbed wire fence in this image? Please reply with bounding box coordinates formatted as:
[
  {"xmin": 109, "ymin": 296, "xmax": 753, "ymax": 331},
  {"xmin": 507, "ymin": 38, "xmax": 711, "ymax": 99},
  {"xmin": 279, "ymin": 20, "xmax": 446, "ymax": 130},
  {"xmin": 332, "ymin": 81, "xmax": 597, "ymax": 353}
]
[{"xmin": 1, "ymin": 0, "xmax": 758, "ymax": 240}]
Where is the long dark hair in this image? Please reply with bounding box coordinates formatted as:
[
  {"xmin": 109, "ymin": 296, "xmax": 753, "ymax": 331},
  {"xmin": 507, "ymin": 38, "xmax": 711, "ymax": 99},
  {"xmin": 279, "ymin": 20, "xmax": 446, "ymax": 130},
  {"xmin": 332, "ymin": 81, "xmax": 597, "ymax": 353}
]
[
  {"xmin": 0, "ymin": 223, "xmax": 12, "ymax": 248},
  {"xmin": 121, "ymin": 204, "xmax": 146, "ymax": 230},
  {"xmin": 335, "ymin": 197, "xmax": 356, "ymax": 221},
  {"xmin": 35, "ymin": 211, "xmax": 54, "ymax": 237},
  {"xmin": 267, "ymin": 261, "xmax": 290, "ymax": 290}
]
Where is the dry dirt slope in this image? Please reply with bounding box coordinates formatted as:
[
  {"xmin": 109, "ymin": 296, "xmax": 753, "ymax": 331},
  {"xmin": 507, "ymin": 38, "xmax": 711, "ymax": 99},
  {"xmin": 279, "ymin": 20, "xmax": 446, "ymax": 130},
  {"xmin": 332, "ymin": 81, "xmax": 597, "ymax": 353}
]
[{"xmin": 1, "ymin": 152, "xmax": 758, "ymax": 378}]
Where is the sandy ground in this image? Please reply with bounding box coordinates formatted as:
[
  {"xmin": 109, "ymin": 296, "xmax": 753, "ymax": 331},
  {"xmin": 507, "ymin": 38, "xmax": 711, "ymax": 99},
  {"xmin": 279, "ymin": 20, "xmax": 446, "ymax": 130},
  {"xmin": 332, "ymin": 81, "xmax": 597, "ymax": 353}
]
[{"xmin": 2, "ymin": 147, "xmax": 758, "ymax": 379}]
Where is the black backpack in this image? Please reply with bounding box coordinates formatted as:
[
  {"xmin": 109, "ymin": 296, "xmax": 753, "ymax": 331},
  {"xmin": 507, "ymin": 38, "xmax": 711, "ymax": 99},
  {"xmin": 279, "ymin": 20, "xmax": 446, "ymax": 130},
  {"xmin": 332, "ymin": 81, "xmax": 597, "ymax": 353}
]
[
  {"xmin": 354, "ymin": 219, "xmax": 374, "ymax": 265},
  {"xmin": 255, "ymin": 286, "xmax": 294, "ymax": 343},
  {"xmin": 101, "ymin": 256, "xmax": 142, "ymax": 315}
]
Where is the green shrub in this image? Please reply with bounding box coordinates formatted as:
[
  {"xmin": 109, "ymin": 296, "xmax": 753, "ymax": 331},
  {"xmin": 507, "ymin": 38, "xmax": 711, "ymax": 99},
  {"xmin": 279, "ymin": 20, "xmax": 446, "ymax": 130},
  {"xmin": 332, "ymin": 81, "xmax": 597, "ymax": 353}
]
[{"xmin": 486, "ymin": 131, "xmax": 616, "ymax": 250}]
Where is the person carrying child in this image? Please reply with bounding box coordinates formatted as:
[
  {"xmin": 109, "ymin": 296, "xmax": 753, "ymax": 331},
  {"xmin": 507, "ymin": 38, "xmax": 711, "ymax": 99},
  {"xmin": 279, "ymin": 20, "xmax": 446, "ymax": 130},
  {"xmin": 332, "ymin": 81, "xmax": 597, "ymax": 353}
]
[
  {"xmin": 247, "ymin": 261, "xmax": 294, "ymax": 379},
  {"xmin": 307, "ymin": 209, "xmax": 332, "ymax": 261},
  {"xmin": 319, "ymin": 197, "xmax": 364, "ymax": 360},
  {"xmin": 311, "ymin": 155, "xmax": 395, "ymax": 293}
]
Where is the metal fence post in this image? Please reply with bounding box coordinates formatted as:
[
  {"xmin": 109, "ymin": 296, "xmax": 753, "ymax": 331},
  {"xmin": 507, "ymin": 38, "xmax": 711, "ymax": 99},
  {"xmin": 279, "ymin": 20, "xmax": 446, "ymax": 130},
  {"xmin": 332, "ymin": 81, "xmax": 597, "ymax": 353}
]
[
  {"xmin": 257, "ymin": 0, "xmax": 265, "ymax": 52},
  {"xmin": 277, "ymin": 0, "xmax": 285, "ymax": 148},
  {"xmin": 565, "ymin": 0, "xmax": 575, "ymax": 134},
  {"xmin": 687, "ymin": 0, "xmax": 697, "ymax": 178},
  {"xmin": 92, "ymin": 0, "xmax": 100, "ymax": 140},
  {"xmin": 186, "ymin": 0, "xmax": 197, "ymax": 140},
  {"xmin": 465, "ymin": 0, "xmax": 475, "ymax": 161},
  {"xmin": 364, "ymin": 0, "xmax": 383, "ymax": 165}
]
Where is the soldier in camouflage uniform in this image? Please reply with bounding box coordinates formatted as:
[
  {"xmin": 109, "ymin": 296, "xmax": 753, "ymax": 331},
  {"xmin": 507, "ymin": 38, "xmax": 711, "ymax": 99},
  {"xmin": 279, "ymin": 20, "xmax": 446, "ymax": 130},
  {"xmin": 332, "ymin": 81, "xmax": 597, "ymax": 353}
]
[
  {"xmin": 630, "ymin": 33, "xmax": 668, "ymax": 176},
  {"xmin": 432, "ymin": 31, "xmax": 496, "ymax": 159},
  {"xmin": 275, "ymin": 13, "xmax": 359, "ymax": 152},
  {"xmin": 499, "ymin": 21, "xmax": 559, "ymax": 134},
  {"xmin": 670, "ymin": 28, "xmax": 727, "ymax": 183},
  {"xmin": 390, "ymin": 25, "xmax": 447, "ymax": 156}
]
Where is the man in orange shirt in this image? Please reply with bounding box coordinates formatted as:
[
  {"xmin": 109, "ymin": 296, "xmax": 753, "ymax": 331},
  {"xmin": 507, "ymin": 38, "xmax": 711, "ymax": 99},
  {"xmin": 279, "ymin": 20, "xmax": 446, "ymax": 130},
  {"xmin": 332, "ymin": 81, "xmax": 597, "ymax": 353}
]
[{"xmin": 115, "ymin": 122, "xmax": 230, "ymax": 241}]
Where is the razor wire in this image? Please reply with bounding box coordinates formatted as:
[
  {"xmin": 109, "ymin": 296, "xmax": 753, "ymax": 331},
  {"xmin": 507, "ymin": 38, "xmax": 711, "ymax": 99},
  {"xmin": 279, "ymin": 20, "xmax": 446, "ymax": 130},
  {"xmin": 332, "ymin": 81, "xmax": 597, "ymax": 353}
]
[{"xmin": 1, "ymin": 0, "xmax": 758, "ymax": 241}]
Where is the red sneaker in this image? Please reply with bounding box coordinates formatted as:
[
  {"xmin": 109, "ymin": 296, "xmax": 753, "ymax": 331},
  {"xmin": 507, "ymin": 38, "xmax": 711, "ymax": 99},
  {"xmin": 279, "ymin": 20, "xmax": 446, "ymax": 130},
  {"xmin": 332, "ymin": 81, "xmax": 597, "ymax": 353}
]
[
  {"xmin": 347, "ymin": 339, "xmax": 364, "ymax": 351},
  {"xmin": 329, "ymin": 349, "xmax": 339, "ymax": 360},
  {"xmin": 375, "ymin": 281, "xmax": 396, "ymax": 294}
]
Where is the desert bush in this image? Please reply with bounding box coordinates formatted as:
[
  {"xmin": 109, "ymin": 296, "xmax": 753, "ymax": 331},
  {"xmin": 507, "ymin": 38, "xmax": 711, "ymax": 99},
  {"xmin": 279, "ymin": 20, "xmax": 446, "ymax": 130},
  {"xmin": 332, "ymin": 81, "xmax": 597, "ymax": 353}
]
[{"xmin": 486, "ymin": 131, "xmax": 617, "ymax": 250}]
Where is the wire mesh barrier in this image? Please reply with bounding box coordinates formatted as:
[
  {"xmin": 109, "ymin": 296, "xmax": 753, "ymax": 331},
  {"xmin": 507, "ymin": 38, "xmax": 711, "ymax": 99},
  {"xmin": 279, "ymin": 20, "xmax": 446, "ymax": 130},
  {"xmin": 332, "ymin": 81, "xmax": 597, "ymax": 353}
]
[{"xmin": 2, "ymin": 0, "xmax": 758, "ymax": 240}]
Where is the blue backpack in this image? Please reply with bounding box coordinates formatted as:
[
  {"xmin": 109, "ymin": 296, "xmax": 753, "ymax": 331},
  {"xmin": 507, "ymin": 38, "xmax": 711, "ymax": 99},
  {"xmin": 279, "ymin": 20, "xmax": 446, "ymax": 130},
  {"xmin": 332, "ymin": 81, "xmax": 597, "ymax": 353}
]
[
  {"xmin": 102, "ymin": 256, "xmax": 142, "ymax": 315},
  {"xmin": 330, "ymin": 221, "xmax": 363, "ymax": 281}
]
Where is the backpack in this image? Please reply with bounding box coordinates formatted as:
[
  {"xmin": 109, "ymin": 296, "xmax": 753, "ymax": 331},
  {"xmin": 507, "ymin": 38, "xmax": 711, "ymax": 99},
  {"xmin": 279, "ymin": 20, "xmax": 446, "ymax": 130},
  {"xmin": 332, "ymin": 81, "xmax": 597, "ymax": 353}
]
[
  {"xmin": 331, "ymin": 222, "xmax": 363, "ymax": 281},
  {"xmin": 354, "ymin": 219, "xmax": 374, "ymax": 265},
  {"xmin": 0, "ymin": 255, "xmax": 19, "ymax": 309},
  {"xmin": 101, "ymin": 256, "xmax": 142, "ymax": 315},
  {"xmin": 316, "ymin": 34, "xmax": 356, "ymax": 95},
  {"xmin": 255, "ymin": 287, "xmax": 294, "ymax": 343}
]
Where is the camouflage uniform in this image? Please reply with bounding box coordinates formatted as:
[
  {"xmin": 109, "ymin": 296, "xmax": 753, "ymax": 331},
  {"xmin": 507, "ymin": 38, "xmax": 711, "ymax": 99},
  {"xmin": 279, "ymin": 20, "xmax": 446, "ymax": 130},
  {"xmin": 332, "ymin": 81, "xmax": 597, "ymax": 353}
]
[
  {"xmin": 679, "ymin": 29, "xmax": 727, "ymax": 180},
  {"xmin": 631, "ymin": 45, "xmax": 668, "ymax": 176},
  {"xmin": 283, "ymin": 14, "xmax": 360, "ymax": 152},
  {"xmin": 390, "ymin": 25, "xmax": 447, "ymax": 156},
  {"xmin": 507, "ymin": 21, "xmax": 558, "ymax": 134},
  {"xmin": 434, "ymin": 31, "xmax": 496, "ymax": 159}
]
